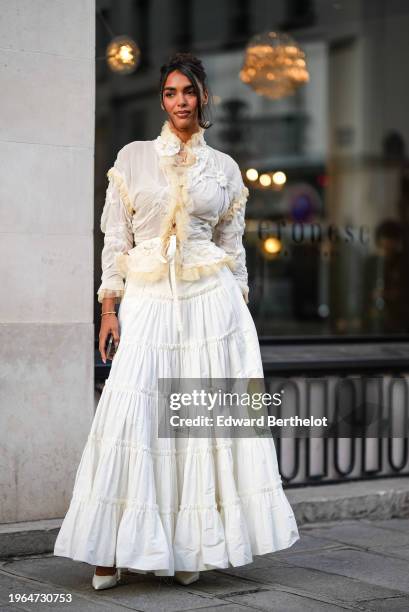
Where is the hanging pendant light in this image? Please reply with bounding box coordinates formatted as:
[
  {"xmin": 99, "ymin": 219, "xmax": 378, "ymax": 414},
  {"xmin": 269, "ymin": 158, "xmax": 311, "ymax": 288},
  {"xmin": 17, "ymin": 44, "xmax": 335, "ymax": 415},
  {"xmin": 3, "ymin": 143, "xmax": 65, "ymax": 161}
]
[
  {"xmin": 239, "ymin": 31, "xmax": 309, "ymax": 99},
  {"xmin": 106, "ymin": 35, "xmax": 141, "ymax": 74}
]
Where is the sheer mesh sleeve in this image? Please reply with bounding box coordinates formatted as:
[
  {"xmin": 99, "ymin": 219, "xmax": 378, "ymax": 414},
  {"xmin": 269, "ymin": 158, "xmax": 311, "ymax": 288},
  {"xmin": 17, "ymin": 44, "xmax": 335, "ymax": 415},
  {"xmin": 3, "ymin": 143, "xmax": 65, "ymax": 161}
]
[
  {"xmin": 213, "ymin": 160, "xmax": 250, "ymax": 304},
  {"xmin": 96, "ymin": 155, "xmax": 134, "ymax": 305}
]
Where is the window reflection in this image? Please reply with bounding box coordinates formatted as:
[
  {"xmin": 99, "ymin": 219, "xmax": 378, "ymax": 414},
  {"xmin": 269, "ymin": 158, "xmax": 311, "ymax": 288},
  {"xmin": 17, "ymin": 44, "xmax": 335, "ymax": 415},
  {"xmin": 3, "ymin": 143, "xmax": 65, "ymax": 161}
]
[{"xmin": 96, "ymin": 0, "xmax": 409, "ymax": 338}]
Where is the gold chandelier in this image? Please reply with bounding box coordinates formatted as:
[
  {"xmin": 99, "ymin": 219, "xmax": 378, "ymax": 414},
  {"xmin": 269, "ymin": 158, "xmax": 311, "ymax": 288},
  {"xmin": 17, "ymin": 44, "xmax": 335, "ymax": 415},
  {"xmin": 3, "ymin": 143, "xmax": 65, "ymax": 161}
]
[{"xmin": 240, "ymin": 31, "xmax": 309, "ymax": 99}]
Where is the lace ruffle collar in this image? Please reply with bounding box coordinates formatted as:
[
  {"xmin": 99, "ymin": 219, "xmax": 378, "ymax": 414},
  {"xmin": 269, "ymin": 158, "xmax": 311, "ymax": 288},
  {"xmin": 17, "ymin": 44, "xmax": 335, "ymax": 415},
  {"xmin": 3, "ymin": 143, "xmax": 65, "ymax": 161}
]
[{"xmin": 154, "ymin": 119, "xmax": 206, "ymax": 157}]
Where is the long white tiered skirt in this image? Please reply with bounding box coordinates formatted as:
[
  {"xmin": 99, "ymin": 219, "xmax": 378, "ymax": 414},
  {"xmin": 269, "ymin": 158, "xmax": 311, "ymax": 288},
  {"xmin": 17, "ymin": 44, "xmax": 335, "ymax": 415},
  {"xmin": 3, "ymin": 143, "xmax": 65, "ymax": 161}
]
[{"xmin": 54, "ymin": 265, "xmax": 300, "ymax": 575}]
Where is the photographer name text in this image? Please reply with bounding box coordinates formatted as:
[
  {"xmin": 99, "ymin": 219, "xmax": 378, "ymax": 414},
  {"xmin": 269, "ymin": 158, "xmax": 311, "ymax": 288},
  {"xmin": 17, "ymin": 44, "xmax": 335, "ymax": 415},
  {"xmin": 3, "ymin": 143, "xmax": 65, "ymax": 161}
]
[{"xmin": 169, "ymin": 415, "xmax": 328, "ymax": 428}]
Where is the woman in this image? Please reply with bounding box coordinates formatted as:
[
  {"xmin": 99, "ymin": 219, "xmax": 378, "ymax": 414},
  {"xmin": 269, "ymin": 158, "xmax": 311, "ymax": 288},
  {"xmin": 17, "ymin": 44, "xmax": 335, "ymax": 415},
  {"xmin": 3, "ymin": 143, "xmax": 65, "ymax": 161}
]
[{"xmin": 54, "ymin": 52, "xmax": 300, "ymax": 589}]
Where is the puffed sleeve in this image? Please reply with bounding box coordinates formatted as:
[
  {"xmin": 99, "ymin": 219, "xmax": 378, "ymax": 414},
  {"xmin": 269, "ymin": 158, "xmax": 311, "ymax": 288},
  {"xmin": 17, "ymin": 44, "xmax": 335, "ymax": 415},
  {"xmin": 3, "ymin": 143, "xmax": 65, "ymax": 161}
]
[
  {"xmin": 213, "ymin": 159, "xmax": 250, "ymax": 304},
  {"xmin": 96, "ymin": 149, "xmax": 134, "ymax": 304}
]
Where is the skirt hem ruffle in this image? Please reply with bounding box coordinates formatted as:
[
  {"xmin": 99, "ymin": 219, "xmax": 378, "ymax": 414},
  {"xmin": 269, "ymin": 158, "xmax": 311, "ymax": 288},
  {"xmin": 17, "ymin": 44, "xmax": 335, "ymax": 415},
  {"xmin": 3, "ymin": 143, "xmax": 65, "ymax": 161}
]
[{"xmin": 53, "ymin": 482, "xmax": 300, "ymax": 575}]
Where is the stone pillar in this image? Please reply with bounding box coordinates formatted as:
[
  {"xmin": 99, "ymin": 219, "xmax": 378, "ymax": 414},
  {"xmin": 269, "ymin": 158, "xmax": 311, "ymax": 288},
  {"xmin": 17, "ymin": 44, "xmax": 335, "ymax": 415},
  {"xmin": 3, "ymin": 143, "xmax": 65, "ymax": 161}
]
[{"xmin": 0, "ymin": 1, "xmax": 95, "ymax": 521}]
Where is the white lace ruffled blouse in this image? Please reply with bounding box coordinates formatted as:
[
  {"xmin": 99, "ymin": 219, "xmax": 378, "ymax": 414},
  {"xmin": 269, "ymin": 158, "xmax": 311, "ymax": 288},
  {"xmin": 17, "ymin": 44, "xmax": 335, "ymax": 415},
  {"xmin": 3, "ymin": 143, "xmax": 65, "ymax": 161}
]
[{"xmin": 97, "ymin": 119, "xmax": 250, "ymax": 312}]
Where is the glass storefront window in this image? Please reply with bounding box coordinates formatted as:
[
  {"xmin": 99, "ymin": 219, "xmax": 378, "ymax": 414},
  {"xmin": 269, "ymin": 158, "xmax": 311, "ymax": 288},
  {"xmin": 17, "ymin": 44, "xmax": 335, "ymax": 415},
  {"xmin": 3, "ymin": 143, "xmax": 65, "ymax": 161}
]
[
  {"xmin": 199, "ymin": 5, "xmax": 409, "ymax": 337},
  {"xmin": 96, "ymin": 0, "xmax": 409, "ymax": 338}
]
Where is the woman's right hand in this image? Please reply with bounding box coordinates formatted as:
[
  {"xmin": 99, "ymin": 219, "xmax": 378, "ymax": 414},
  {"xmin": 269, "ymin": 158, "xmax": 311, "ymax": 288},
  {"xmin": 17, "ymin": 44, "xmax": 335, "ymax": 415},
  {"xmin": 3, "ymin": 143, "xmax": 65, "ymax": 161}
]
[{"xmin": 99, "ymin": 313, "xmax": 120, "ymax": 364}]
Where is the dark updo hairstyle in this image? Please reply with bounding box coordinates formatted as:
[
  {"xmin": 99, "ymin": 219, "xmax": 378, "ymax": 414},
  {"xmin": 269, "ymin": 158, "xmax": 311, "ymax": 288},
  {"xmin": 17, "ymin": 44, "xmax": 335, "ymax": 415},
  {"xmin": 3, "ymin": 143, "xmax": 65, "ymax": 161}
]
[{"xmin": 159, "ymin": 52, "xmax": 213, "ymax": 129}]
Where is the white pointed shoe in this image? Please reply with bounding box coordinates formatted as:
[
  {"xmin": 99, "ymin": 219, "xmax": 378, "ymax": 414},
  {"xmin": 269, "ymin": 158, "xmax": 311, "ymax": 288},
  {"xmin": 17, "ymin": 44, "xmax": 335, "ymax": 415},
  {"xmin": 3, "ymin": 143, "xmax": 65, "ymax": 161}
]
[
  {"xmin": 174, "ymin": 571, "xmax": 200, "ymax": 585},
  {"xmin": 92, "ymin": 568, "xmax": 121, "ymax": 590}
]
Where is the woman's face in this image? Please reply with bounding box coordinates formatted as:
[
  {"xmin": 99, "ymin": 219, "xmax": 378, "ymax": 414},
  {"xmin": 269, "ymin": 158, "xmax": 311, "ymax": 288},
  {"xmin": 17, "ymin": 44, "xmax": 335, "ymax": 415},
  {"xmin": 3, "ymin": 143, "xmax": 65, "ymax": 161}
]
[{"xmin": 162, "ymin": 69, "xmax": 207, "ymax": 131}]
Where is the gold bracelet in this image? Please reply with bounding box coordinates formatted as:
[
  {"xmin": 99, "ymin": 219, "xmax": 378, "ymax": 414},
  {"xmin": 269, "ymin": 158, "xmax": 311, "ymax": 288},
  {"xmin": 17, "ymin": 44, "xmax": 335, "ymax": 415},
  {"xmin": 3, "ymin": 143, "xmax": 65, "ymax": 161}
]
[{"xmin": 101, "ymin": 311, "xmax": 116, "ymax": 317}]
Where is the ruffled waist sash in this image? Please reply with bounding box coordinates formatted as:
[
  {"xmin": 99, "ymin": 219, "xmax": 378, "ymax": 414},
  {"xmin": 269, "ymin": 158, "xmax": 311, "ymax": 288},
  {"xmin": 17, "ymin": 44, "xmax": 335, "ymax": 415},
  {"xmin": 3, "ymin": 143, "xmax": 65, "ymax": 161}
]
[{"xmin": 114, "ymin": 236, "xmax": 236, "ymax": 284}]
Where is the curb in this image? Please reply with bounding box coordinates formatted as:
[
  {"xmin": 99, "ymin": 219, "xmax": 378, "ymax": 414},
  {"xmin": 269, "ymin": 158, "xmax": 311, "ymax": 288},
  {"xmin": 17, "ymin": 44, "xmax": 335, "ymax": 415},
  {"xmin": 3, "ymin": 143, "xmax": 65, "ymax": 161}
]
[{"xmin": 289, "ymin": 476, "xmax": 409, "ymax": 524}]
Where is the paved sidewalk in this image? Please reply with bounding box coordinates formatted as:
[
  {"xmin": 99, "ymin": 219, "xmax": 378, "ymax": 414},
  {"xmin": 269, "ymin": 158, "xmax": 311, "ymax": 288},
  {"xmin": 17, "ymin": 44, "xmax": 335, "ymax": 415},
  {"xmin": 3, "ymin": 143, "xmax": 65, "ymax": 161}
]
[{"xmin": 1, "ymin": 518, "xmax": 409, "ymax": 611}]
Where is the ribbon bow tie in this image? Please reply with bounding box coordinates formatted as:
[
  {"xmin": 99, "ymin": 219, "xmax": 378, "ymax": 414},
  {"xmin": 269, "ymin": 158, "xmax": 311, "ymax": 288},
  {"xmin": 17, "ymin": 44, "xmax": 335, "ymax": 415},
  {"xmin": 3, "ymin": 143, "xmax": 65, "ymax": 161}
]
[{"xmin": 158, "ymin": 234, "xmax": 183, "ymax": 335}]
